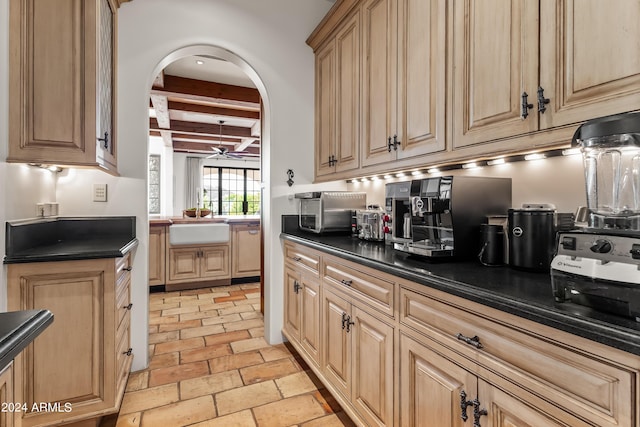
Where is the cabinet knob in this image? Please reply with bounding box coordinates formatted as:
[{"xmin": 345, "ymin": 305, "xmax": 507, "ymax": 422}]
[
  {"xmin": 521, "ymin": 92, "xmax": 533, "ymax": 119},
  {"xmin": 537, "ymin": 86, "xmax": 550, "ymax": 113},
  {"xmin": 97, "ymin": 131, "xmax": 109, "ymax": 149}
]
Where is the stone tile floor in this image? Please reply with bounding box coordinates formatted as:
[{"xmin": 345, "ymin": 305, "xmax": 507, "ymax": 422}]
[{"xmin": 102, "ymin": 283, "xmax": 355, "ymax": 427}]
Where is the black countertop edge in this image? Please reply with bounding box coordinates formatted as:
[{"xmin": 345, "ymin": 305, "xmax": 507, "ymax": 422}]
[
  {"xmin": 0, "ymin": 310, "xmax": 54, "ymax": 371},
  {"xmin": 280, "ymin": 232, "xmax": 640, "ymax": 357},
  {"xmin": 3, "ymin": 238, "xmax": 139, "ymax": 264}
]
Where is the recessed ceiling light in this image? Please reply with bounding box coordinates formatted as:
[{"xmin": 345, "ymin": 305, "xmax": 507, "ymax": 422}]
[{"xmin": 195, "ymin": 60, "xmax": 205, "ymax": 65}]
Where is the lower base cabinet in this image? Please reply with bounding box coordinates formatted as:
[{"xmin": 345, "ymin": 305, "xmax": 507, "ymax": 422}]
[
  {"xmin": 7, "ymin": 256, "xmax": 133, "ymax": 427},
  {"xmin": 0, "ymin": 363, "xmax": 14, "ymax": 427},
  {"xmin": 282, "ymin": 240, "xmax": 639, "ymax": 427}
]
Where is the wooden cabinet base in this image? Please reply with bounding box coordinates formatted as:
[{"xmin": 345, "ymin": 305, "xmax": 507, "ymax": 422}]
[{"xmin": 165, "ymin": 278, "xmax": 231, "ymax": 292}]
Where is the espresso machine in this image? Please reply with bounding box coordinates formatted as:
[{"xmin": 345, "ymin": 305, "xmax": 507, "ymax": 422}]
[
  {"xmin": 551, "ymin": 112, "xmax": 640, "ymax": 321},
  {"xmin": 396, "ymin": 176, "xmax": 512, "ymax": 259},
  {"xmin": 384, "ymin": 181, "xmax": 412, "ymax": 246}
]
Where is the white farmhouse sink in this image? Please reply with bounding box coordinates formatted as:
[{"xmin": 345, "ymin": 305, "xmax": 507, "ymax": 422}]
[{"xmin": 169, "ymin": 223, "xmax": 230, "ymax": 245}]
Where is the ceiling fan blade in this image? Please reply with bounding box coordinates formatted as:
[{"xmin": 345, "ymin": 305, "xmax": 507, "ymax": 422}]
[{"xmin": 210, "ymin": 147, "xmax": 223, "ymax": 154}]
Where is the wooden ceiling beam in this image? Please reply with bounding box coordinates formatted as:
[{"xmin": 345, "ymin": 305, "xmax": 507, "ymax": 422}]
[
  {"xmin": 167, "ymin": 101, "xmax": 260, "ymax": 120},
  {"xmin": 151, "ymin": 75, "xmax": 260, "ymax": 110},
  {"xmin": 149, "ymin": 118, "xmax": 254, "ymax": 138},
  {"xmin": 172, "ymin": 140, "xmax": 260, "ymax": 155}
]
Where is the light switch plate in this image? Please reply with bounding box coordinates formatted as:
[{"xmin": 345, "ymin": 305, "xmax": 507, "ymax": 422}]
[{"xmin": 93, "ymin": 184, "xmax": 107, "ymax": 202}]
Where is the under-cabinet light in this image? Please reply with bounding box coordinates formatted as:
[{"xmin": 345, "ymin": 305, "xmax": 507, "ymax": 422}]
[
  {"xmin": 524, "ymin": 153, "xmax": 546, "ymax": 161},
  {"xmin": 487, "ymin": 158, "xmax": 506, "ymax": 166},
  {"xmin": 427, "ymin": 168, "xmax": 440, "ymax": 174},
  {"xmin": 195, "ymin": 60, "xmax": 205, "ymax": 65},
  {"xmin": 395, "ymin": 173, "xmax": 405, "ymax": 178},
  {"xmin": 383, "ymin": 174, "xmax": 393, "ymax": 180},
  {"xmin": 411, "ymin": 170, "xmax": 423, "ymax": 176},
  {"xmin": 562, "ymin": 148, "xmax": 581, "ymax": 156},
  {"xmin": 461, "ymin": 162, "xmax": 478, "ymax": 169}
]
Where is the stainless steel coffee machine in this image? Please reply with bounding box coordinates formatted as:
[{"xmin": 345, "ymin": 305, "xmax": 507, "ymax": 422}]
[
  {"xmin": 384, "ymin": 181, "xmax": 412, "ymax": 246},
  {"xmin": 396, "ymin": 176, "xmax": 512, "ymax": 258}
]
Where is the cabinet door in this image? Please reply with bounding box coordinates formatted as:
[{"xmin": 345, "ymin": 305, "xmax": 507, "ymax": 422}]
[
  {"xmin": 148, "ymin": 226, "xmax": 166, "ymax": 286},
  {"xmin": 283, "ymin": 267, "xmax": 302, "ymax": 340},
  {"xmin": 231, "ymin": 224, "xmax": 261, "ymax": 278},
  {"xmin": 476, "ymin": 380, "xmax": 588, "ymax": 427},
  {"xmin": 322, "ymin": 288, "xmax": 352, "ymax": 399},
  {"xmin": 539, "ymin": 0, "xmax": 640, "ymax": 129},
  {"xmin": 400, "ymin": 333, "xmax": 475, "ymax": 427},
  {"xmin": 168, "ymin": 247, "xmax": 200, "ymax": 282},
  {"xmin": 95, "ymin": 0, "xmax": 117, "ymax": 169},
  {"xmin": 300, "ymin": 277, "xmax": 321, "ymax": 366},
  {"xmin": 361, "ymin": 0, "xmax": 398, "ymax": 167},
  {"xmin": 452, "ymin": 0, "xmax": 539, "ymax": 148},
  {"xmin": 351, "ymin": 307, "xmax": 395, "ymax": 427},
  {"xmin": 200, "ymin": 245, "xmax": 230, "ymax": 279},
  {"xmin": 315, "ymin": 40, "xmax": 337, "ymax": 177},
  {"xmin": 335, "ymin": 11, "xmax": 361, "ymax": 173},
  {"xmin": 396, "ymin": 0, "xmax": 446, "ymax": 159},
  {"xmin": 0, "ymin": 363, "xmax": 14, "ymax": 427}
]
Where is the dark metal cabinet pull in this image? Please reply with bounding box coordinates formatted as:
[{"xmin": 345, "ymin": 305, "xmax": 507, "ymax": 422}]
[
  {"xmin": 293, "ymin": 280, "xmax": 301, "ymax": 294},
  {"xmin": 124, "ymin": 303, "xmax": 133, "ymax": 310},
  {"xmin": 292, "ymin": 256, "xmax": 302, "ymax": 262},
  {"xmin": 521, "ymin": 92, "xmax": 533, "ymax": 119},
  {"xmin": 460, "ymin": 390, "xmax": 473, "ymax": 422},
  {"xmin": 123, "ymin": 348, "xmax": 132, "ymax": 356},
  {"xmin": 123, "ymin": 266, "xmax": 132, "ymax": 271},
  {"xmin": 341, "ymin": 312, "xmax": 348, "ymax": 330},
  {"xmin": 97, "ymin": 131, "xmax": 109, "ymax": 149},
  {"xmin": 387, "ymin": 134, "xmax": 400, "ymax": 152},
  {"xmin": 537, "ymin": 86, "xmax": 550, "ymax": 113},
  {"xmin": 340, "ymin": 279, "xmax": 352, "ymax": 287},
  {"xmin": 473, "ymin": 399, "xmax": 488, "ymax": 427},
  {"xmin": 456, "ymin": 333, "xmax": 484, "ymax": 349},
  {"xmin": 345, "ymin": 315, "xmax": 355, "ymax": 332},
  {"xmin": 328, "ymin": 155, "xmax": 337, "ymax": 166}
]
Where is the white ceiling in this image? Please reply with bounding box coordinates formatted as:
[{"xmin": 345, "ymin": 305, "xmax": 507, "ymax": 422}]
[{"xmin": 163, "ymin": 55, "xmax": 256, "ymax": 88}]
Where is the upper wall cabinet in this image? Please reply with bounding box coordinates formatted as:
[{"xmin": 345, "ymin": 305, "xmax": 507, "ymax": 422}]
[
  {"xmin": 362, "ymin": 0, "xmax": 446, "ymax": 168},
  {"xmin": 9, "ymin": 0, "xmax": 119, "ymax": 174},
  {"xmin": 452, "ymin": 0, "xmax": 640, "ymax": 151},
  {"xmin": 316, "ymin": 10, "xmax": 361, "ymax": 177}
]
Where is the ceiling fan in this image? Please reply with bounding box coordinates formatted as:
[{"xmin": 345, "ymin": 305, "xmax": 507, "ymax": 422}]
[{"xmin": 206, "ymin": 120, "xmax": 247, "ymax": 159}]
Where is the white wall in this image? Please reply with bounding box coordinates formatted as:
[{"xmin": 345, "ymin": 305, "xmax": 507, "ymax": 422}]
[
  {"xmin": 48, "ymin": 0, "xmax": 336, "ymax": 369},
  {"xmin": 350, "ymin": 154, "xmax": 587, "ymax": 213}
]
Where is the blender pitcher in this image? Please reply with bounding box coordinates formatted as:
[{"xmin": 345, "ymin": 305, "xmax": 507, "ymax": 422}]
[{"xmin": 573, "ymin": 112, "xmax": 640, "ymax": 230}]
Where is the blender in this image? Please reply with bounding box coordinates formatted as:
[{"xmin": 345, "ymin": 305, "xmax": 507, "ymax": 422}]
[{"xmin": 551, "ymin": 111, "xmax": 640, "ymax": 321}]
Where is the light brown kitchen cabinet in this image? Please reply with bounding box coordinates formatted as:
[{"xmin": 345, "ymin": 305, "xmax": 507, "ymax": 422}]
[
  {"xmin": 452, "ymin": 0, "xmax": 640, "ymax": 151},
  {"xmin": 0, "ymin": 363, "xmax": 14, "ymax": 427},
  {"xmin": 8, "ymin": 0, "xmax": 118, "ymax": 174},
  {"xmin": 399, "ymin": 283, "xmax": 637, "ymax": 427},
  {"xmin": 283, "ymin": 266, "xmax": 321, "ymax": 367},
  {"xmin": 322, "ymin": 285, "xmax": 395, "ymax": 427},
  {"xmin": 230, "ymin": 223, "xmax": 261, "ymax": 278},
  {"xmin": 362, "ymin": 0, "xmax": 446, "ymax": 167},
  {"xmin": 315, "ymin": 10, "xmax": 361, "ymax": 177},
  {"xmin": 167, "ymin": 244, "xmax": 231, "ymax": 286},
  {"xmin": 6, "ymin": 255, "xmax": 133, "ymax": 427},
  {"xmin": 148, "ymin": 225, "xmax": 167, "ymax": 286}
]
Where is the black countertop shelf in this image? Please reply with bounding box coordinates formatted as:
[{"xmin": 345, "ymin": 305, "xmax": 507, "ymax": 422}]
[
  {"xmin": 281, "ymin": 226, "xmax": 640, "ymax": 357},
  {"xmin": 0, "ymin": 310, "xmax": 53, "ymax": 371},
  {"xmin": 4, "ymin": 216, "xmax": 138, "ymax": 264}
]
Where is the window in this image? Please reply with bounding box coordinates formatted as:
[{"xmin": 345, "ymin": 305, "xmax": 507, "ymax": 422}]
[
  {"xmin": 148, "ymin": 155, "xmax": 161, "ymax": 214},
  {"xmin": 203, "ymin": 166, "xmax": 261, "ymax": 215}
]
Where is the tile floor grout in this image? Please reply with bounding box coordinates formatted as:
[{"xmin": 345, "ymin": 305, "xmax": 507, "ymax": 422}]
[{"xmin": 101, "ymin": 283, "xmax": 355, "ymax": 427}]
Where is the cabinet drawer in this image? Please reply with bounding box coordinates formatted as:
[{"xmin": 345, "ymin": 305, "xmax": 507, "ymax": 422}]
[
  {"xmin": 284, "ymin": 243, "xmax": 320, "ymax": 277},
  {"xmin": 323, "ymin": 258, "xmax": 395, "ymax": 317},
  {"xmin": 116, "ymin": 312, "xmax": 131, "ymax": 374},
  {"xmin": 399, "ymin": 286, "xmax": 636, "ymax": 427},
  {"xmin": 116, "ymin": 282, "xmax": 131, "ymax": 331}
]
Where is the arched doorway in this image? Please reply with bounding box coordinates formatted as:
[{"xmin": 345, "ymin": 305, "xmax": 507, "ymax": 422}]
[{"xmin": 146, "ymin": 44, "xmax": 270, "ymax": 331}]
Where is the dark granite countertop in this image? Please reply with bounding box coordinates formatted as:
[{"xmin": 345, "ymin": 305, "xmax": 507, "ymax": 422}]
[
  {"xmin": 281, "ymin": 223, "xmax": 640, "ymax": 357},
  {"xmin": 0, "ymin": 310, "xmax": 53, "ymax": 371},
  {"xmin": 4, "ymin": 216, "xmax": 138, "ymax": 264}
]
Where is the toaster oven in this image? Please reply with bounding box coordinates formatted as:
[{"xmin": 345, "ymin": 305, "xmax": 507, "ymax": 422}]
[{"xmin": 295, "ymin": 192, "xmax": 366, "ymax": 234}]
